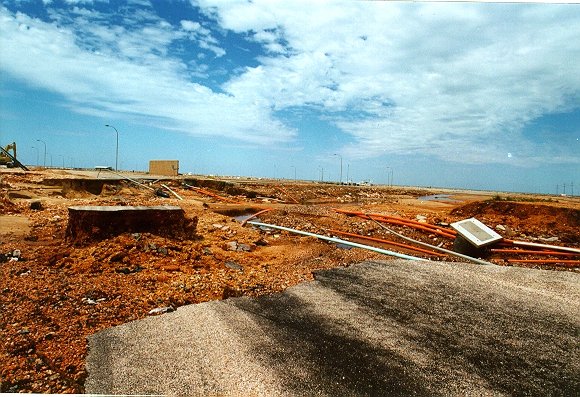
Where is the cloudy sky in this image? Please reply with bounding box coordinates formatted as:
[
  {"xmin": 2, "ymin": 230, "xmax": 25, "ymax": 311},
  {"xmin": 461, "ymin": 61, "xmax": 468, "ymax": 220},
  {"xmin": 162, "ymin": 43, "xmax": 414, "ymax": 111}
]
[{"xmin": 1, "ymin": 0, "xmax": 579, "ymax": 194}]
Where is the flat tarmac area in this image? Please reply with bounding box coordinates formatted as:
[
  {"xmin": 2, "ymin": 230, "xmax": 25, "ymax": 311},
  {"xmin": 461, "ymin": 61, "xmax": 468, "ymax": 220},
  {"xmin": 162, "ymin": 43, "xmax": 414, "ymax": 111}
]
[{"xmin": 85, "ymin": 260, "xmax": 579, "ymax": 396}]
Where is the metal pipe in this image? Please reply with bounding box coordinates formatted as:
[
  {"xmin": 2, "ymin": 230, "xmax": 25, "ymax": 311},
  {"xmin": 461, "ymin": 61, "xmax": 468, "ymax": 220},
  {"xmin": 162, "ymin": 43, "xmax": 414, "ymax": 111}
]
[
  {"xmin": 368, "ymin": 218, "xmax": 495, "ymax": 266},
  {"xmin": 247, "ymin": 221, "xmax": 428, "ymax": 261},
  {"xmin": 108, "ymin": 170, "xmax": 155, "ymax": 191},
  {"xmin": 161, "ymin": 184, "xmax": 183, "ymax": 200},
  {"xmin": 505, "ymin": 240, "xmax": 580, "ymax": 255}
]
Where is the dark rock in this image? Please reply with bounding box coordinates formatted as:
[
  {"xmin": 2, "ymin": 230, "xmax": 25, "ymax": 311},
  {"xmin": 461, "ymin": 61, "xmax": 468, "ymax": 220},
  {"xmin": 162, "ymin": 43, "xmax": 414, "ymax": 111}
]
[
  {"xmin": 225, "ymin": 261, "xmax": 243, "ymax": 271},
  {"xmin": 30, "ymin": 201, "xmax": 43, "ymax": 210}
]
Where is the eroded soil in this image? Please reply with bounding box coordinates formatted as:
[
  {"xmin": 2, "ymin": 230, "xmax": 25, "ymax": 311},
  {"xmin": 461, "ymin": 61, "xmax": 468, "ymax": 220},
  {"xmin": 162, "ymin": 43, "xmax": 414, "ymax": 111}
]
[{"xmin": 1, "ymin": 168, "xmax": 578, "ymax": 393}]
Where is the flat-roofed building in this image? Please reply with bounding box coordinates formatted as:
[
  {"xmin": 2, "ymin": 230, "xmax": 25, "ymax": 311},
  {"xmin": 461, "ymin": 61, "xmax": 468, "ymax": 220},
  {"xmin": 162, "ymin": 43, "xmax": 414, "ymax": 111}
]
[{"xmin": 149, "ymin": 160, "xmax": 179, "ymax": 176}]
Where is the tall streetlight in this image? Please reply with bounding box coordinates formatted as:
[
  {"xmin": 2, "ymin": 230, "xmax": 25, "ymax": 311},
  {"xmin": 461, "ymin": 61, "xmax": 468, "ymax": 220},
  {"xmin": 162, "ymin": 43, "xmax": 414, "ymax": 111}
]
[
  {"xmin": 333, "ymin": 153, "xmax": 342, "ymax": 184},
  {"xmin": 36, "ymin": 139, "xmax": 46, "ymax": 168},
  {"xmin": 31, "ymin": 146, "xmax": 39, "ymax": 167},
  {"xmin": 346, "ymin": 164, "xmax": 350, "ymax": 184},
  {"xmin": 105, "ymin": 124, "xmax": 119, "ymax": 171}
]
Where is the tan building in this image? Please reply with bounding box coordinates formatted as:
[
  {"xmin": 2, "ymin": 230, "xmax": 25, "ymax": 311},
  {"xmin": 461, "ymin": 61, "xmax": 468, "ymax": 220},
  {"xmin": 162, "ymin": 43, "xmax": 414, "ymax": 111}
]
[{"xmin": 149, "ymin": 160, "xmax": 179, "ymax": 176}]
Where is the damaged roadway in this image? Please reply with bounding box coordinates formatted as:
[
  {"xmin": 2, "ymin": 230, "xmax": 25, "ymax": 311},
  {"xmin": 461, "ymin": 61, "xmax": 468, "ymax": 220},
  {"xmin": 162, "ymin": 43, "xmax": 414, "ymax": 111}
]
[
  {"xmin": 85, "ymin": 259, "xmax": 580, "ymax": 396},
  {"xmin": 2, "ymin": 168, "xmax": 579, "ymax": 392}
]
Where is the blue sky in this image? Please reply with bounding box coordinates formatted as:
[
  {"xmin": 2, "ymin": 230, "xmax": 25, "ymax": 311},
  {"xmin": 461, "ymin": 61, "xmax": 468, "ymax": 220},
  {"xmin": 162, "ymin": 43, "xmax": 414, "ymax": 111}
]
[{"xmin": 1, "ymin": 0, "xmax": 579, "ymax": 194}]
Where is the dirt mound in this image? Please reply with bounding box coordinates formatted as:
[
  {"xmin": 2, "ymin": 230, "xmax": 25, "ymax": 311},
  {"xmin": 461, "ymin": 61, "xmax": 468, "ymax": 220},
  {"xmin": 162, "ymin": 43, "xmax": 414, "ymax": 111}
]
[{"xmin": 451, "ymin": 201, "xmax": 580, "ymax": 243}]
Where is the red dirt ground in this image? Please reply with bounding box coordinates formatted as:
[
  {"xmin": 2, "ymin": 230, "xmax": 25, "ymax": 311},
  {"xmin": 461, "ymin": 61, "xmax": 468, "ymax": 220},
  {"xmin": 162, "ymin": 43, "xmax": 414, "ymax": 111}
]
[{"xmin": 1, "ymin": 168, "xmax": 578, "ymax": 393}]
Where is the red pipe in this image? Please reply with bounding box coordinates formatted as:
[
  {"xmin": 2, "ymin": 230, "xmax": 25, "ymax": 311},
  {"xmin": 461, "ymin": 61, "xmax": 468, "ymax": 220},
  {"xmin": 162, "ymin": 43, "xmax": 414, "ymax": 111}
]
[
  {"xmin": 184, "ymin": 184, "xmax": 243, "ymax": 204},
  {"xmin": 241, "ymin": 208, "xmax": 273, "ymax": 226},
  {"xmin": 328, "ymin": 229, "xmax": 446, "ymax": 257},
  {"xmin": 507, "ymin": 259, "xmax": 580, "ymax": 267},
  {"xmin": 334, "ymin": 208, "xmax": 456, "ymax": 238},
  {"xmin": 490, "ymin": 249, "xmax": 578, "ymax": 257},
  {"xmin": 276, "ymin": 186, "xmax": 300, "ymax": 204},
  {"xmin": 369, "ymin": 216, "xmax": 457, "ymax": 239}
]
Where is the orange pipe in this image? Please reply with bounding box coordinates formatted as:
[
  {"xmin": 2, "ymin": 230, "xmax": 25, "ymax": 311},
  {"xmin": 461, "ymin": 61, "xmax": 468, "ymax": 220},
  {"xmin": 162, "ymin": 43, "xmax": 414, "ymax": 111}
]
[
  {"xmin": 328, "ymin": 229, "xmax": 446, "ymax": 257},
  {"xmin": 507, "ymin": 259, "xmax": 580, "ymax": 267},
  {"xmin": 334, "ymin": 208, "xmax": 454, "ymax": 230},
  {"xmin": 369, "ymin": 216, "xmax": 457, "ymax": 239},
  {"xmin": 377, "ymin": 214, "xmax": 457, "ymax": 235},
  {"xmin": 334, "ymin": 208, "xmax": 456, "ymax": 238},
  {"xmin": 241, "ymin": 208, "xmax": 273, "ymax": 226},
  {"xmin": 490, "ymin": 249, "xmax": 578, "ymax": 257},
  {"xmin": 187, "ymin": 185, "xmax": 242, "ymax": 204},
  {"xmin": 275, "ymin": 186, "xmax": 300, "ymax": 204}
]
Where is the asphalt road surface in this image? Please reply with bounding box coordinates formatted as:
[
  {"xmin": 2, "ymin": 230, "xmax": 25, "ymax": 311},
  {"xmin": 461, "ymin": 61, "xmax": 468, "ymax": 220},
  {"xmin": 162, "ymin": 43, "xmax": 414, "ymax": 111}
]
[{"xmin": 85, "ymin": 260, "xmax": 579, "ymax": 396}]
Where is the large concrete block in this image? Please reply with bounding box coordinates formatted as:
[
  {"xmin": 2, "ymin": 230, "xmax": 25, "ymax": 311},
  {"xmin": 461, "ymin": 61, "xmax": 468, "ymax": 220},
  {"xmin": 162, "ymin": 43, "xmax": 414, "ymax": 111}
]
[{"xmin": 65, "ymin": 205, "xmax": 197, "ymax": 245}]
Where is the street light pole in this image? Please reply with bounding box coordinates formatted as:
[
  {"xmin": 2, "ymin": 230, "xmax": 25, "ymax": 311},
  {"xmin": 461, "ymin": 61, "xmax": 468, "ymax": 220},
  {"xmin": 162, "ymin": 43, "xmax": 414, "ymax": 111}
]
[
  {"xmin": 31, "ymin": 146, "xmax": 39, "ymax": 167},
  {"xmin": 347, "ymin": 164, "xmax": 350, "ymax": 184},
  {"xmin": 333, "ymin": 153, "xmax": 342, "ymax": 184},
  {"xmin": 36, "ymin": 139, "xmax": 46, "ymax": 168},
  {"xmin": 105, "ymin": 124, "xmax": 119, "ymax": 171}
]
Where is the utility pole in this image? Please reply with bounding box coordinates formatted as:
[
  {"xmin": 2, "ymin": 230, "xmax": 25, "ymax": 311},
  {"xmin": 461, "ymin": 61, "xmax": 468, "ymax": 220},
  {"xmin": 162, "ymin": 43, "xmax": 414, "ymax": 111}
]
[
  {"xmin": 346, "ymin": 164, "xmax": 350, "ymax": 184},
  {"xmin": 105, "ymin": 124, "xmax": 119, "ymax": 171},
  {"xmin": 333, "ymin": 153, "xmax": 343, "ymax": 184},
  {"xmin": 31, "ymin": 146, "xmax": 39, "ymax": 166},
  {"xmin": 36, "ymin": 139, "xmax": 46, "ymax": 168},
  {"xmin": 563, "ymin": 183, "xmax": 566, "ymax": 195},
  {"xmin": 571, "ymin": 182, "xmax": 574, "ymax": 196}
]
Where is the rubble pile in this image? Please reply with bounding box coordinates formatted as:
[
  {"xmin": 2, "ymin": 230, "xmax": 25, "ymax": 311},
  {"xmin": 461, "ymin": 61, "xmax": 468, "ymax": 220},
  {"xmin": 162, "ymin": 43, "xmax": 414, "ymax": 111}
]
[{"xmin": 1, "ymin": 169, "xmax": 578, "ymax": 393}]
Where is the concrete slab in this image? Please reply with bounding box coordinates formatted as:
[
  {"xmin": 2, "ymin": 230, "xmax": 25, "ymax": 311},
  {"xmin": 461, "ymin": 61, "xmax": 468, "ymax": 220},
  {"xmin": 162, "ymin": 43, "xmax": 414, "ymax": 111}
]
[{"xmin": 85, "ymin": 260, "xmax": 580, "ymax": 396}]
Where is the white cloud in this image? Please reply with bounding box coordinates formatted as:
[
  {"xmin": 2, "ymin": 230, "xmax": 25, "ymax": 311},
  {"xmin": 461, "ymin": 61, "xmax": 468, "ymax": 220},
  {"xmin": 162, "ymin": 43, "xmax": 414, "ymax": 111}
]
[
  {"xmin": 180, "ymin": 20, "xmax": 201, "ymax": 31},
  {"xmin": 198, "ymin": 0, "xmax": 580, "ymax": 165},
  {"xmin": 0, "ymin": 6, "xmax": 294, "ymax": 144},
  {"xmin": 2, "ymin": 1, "xmax": 579, "ymax": 165}
]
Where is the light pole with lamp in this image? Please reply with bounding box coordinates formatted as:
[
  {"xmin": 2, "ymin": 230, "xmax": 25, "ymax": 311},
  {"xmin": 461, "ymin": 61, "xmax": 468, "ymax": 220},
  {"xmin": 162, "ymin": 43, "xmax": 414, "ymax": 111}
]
[
  {"xmin": 105, "ymin": 124, "xmax": 119, "ymax": 171},
  {"xmin": 333, "ymin": 153, "xmax": 342, "ymax": 184},
  {"xmin": 36, "ymin": 139, "xmax": 46, "ymax": 168},
  {"xmin": 31, "ymin": 146, "xmax": 39, "ymax": 167}
]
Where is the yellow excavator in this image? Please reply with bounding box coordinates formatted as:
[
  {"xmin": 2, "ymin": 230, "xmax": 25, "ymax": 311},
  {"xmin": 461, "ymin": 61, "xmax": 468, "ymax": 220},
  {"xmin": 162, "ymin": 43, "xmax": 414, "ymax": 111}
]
[{"xmin": 0, "ymin": 142, "xmax": 29, "ymax": 170}]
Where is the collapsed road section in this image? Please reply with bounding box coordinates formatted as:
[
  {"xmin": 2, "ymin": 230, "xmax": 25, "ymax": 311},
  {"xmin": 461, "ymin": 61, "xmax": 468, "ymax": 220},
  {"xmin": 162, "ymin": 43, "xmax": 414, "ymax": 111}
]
[{"xmin": 85, "ymin": 260, "xmax": 579, "ymax": 396}]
